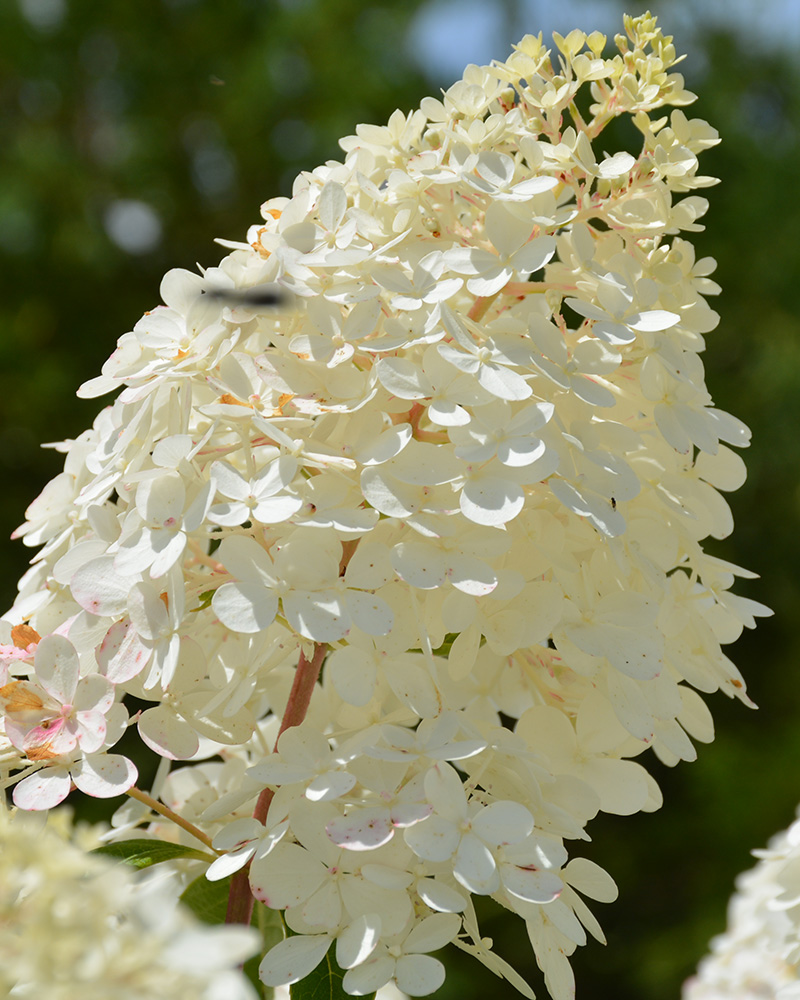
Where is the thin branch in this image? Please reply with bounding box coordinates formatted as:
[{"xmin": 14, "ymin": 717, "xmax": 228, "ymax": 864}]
[{"xmin": 125, "ymin": 786, "xmax": 217, "ymax": 851}]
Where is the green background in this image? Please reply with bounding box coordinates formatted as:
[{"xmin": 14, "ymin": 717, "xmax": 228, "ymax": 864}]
[{"xmin": 1, "ymin": 1, "xmax": 798, "ymax": 997}]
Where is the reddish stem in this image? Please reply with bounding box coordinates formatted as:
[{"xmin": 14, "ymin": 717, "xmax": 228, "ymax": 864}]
[{"xmin": 225, "ymin": 641, "xmax": 328, "ymax": 926}]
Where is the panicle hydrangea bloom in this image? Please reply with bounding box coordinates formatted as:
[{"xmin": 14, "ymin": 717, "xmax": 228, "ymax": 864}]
[
  {"xmin": 1, "ymin": 13, "xmax": 770, "ymax": 999},
  {"xmin": 0, "ymin": 806, "xmax": 259, "ymax": 999},
  {"xmin": 683, "ymin": 808, "xmax": 800, "ymax": 1000}
]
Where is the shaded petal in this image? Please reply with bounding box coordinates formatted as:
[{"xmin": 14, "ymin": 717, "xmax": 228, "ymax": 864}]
[
  {"xmin": 258, "ymin": 935, "xmax": 332, "ymax": 988},
  {"xmin": 454, "ymin": 833, "xmax": 499, "ymax": 894},
  {"xmin": 34, "ymin": 635, "xmax": 79, "ymax": 704},
  {"xmin": 395, "ymin": 955, "xmax": 446, "ymax": 997},
  {"xmin": 72, "ymin": 753, "xmax": 137, "ymax": 798},
  {"xmin": 213, "ymin": 582, "xmax": 279, "ymax": 633},
  {"xmin": 138, "ymin": 705, "xmax": 200, "ymax": 760},
  {"xmin": 13, "ymin": 766, "xmax": 72, "ymax": 810},
  {"xmin": 336, "ymin": 914, "xmax": 382, "ymax": 970}
]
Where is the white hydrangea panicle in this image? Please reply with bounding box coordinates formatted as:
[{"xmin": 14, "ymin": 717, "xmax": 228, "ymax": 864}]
[
  {"xmin": 0, "ymin": 807, "xmax": 259, "ymax": 999},
  {"xmin": 1, "ymin": 12, "xmax": 770, "ymax": 1000},
  {"xmin": 684, "ymin": 809, "xmax": 800, "ymax": 999}
]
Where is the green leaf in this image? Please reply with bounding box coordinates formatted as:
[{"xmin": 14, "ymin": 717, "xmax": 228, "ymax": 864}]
[
  {"xmin": 290, "ymin": 944, "xmax": 375, "ymax": 1000},
  {"xmin": 180, "ymin": 871, "xmax": 231, "ymax": 924},
  {"xmin": 91, "ymin": 838, "xmax": 213, "ymax": 870},
  {"xmin": 191, "ymin": 588, "xmax": 216, "ymax": 612},
  {"xmin": 180, "ymin": 874, "xmax": 284, "ymax": 1000}
]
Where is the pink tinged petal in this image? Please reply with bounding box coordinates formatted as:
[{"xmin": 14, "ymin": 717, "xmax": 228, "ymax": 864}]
[
  {"xmin": 138, "ymin": 705, "xmax": 200, "ymax": 760},
  {"xmin": 258, "ymin": 935, "xmax": 333, "ymax": 988},
  {"xmin": 34, "ymin": 635, "xmax": 79, "ymax": 704},
  {"xmin": 70, "ymin": 557, "xmax": 136, "ymax": 617},
  {"xmin": 72, "ymin": 753, "xmax": 137, "ymax": 798},
  {"xmin": 417, "ymin": 878, "xmax": 467, "ymax": 913},
  {"xmin": 24, "ymin": 718, "xmax": 76, "ymax": 755},
  {"xmin": 346, "ymin": 590, "xmax": 394, "ymax": 636},
  {"xmin": 342, "ymin": 956, "xmax": 395, "ymax": 996},
  {"xmin": 249, "ymin": 843, "xmax": 326, "ymax": 908},
  {"xmin": 502, "ymin": 865, "xmax": 563, "ymax": 904},
  {"xmin": 336, "ymin": 914, "xmax": 382, "ymax": 970},
  {"xmin": 13, "ymin": 766, "xmax": 72, "ymax": 810},
  {"xmin": 283, "ymin": 590, "xmax": 349, "ymax": 642},
  {"xmin": 472, "ymin": 802, "xmax": 534, "ymax": 846},
  {"xmin": 213, "ymin": 582, "xmax": 279, "ymax": 633},
  {"xmin": 74, "ymin": 712, "xmax": 107, "ymax": 754},
  {"xmin": 326, "ymin": 810, "xmax": 394, "ymax": 850},
  {"xmin": 306, "ymin": 770, "xmax": 357, "ymax": 801},
  {"xmin": 454, "ymin": 833, "xmax": 499, "ymax": 894},
  {"xmin": 404, "ymin": 816, "xmax": 460, "ymax": 863},
  {"xmin": 98, "ymin": 621, "xmax": 151, "ymax": 684},
  {"xmin": 460, "ymin": 477, "xmax": 524, "ymax": 527}
]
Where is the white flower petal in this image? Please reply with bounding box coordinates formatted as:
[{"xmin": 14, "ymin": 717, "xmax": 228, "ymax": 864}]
[
  {"xmin": 72, "ymin": 753, "xmax": 137, "ymax": 798},
  {"xmin": 258, "ymin": 934, "xmax": 332, "ymax": 987},
  {"xmin": 336, "ymin": 914, "xmax": 382, "ymax": 969},
  {"xmin": 395, "ymin": 954, "xmax": 447, "ymax": 996}
]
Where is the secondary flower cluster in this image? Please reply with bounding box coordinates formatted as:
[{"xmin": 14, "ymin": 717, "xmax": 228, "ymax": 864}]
[
  {"xmin": 1, "ymin": 13, "xmax": 769, "ymax": 999},
  {"xmin": 684, "ymin": 809, "xmax": 800, "ymax": 999},
  {"xmin": 0, "ymin": 807, "xmax": 259, "ymax": 1000}
]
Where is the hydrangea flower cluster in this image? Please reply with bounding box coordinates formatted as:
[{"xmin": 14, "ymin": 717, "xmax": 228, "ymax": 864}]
[
  {"xmin": 0, "ymin": 807, "xmax": 259, "ymax": 1000},
  {"xmin": 1, "ymin": 13, "xmax": 770, "ymax": 999},
  {"xmin": 684, "ymin": 809, "xmax": 800, "ymax": 999}
]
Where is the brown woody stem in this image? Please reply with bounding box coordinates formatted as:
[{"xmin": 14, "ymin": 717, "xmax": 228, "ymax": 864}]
[{"xmin": 225, "ymin": 641, "xmax": 328, "ymax": 926}]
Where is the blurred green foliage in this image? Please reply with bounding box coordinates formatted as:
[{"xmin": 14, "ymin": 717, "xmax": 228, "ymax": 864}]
[{"xmin": 1, "ymin": 2, "xmax": 799, "ymax": 999}]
